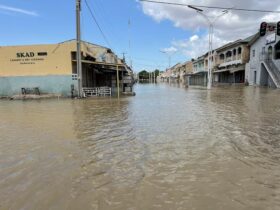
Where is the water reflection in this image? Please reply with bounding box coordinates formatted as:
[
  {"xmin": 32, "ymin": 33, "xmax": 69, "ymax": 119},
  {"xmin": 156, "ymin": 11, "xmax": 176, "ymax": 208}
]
[{"xmin": 0, "ymin": 84, "xmax": 280, "ymax": 210}]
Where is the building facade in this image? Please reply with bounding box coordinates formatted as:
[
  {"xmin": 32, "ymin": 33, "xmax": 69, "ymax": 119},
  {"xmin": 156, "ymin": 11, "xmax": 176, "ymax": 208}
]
[
  {"xmin": 190, "ymin": 55, "xmax": 207, "ymax": 86},
  {"xmin": 213, "ymin": 36, "xmax": 252, "ymax": 85},
  {"xmin": 247, "ymin": 23, "xmax": 280, "ymax": 88},
  {"xmin": 0, "ymin": 40, "xmax": 133, "ymax": 97},
  {"xmin": 177, "ymin": 61, "xmax": 193, "ymax": 83}
]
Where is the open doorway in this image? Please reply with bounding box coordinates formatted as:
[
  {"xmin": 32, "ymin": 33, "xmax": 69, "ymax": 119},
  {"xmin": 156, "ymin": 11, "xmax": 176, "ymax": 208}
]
[{"xmin": 268, "ymin": 46, "xmax": 273, "ymax": 60}]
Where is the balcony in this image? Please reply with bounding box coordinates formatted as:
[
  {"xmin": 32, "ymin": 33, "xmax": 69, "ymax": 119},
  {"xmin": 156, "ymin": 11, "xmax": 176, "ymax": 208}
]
[{"xmin": 219, "ymin": 59, "xmax": 242, "ymax": 68}]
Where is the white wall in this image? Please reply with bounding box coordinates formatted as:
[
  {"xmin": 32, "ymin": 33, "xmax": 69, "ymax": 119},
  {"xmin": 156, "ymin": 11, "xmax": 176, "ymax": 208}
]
[{"xmin": 248, "ymin": 32, "xmax": 280, "ymax": 86}]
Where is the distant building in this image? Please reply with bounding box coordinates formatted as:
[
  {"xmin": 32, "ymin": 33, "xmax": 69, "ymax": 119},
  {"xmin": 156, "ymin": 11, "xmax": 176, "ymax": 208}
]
[
  {"xmin": 177, "ymin": 61, "xmax": 193, "ymax": 83},
  {"xmin": 0, "ymin": 40, "xmax": 133, "ymax": 97},
  {"xmin": 160, "ymin": 63, "xmax": 180, "ymax": 83},
  {"xmin": 247, "ymin": 22, "xmax": 280, "ymax": 88},
  {"xmin": 190, "ymin": 55, "xmax": 207, "ymax": 86},
  {"xmin": 169, "ymin": 63, "xmax": 181, "ymax": 83}
]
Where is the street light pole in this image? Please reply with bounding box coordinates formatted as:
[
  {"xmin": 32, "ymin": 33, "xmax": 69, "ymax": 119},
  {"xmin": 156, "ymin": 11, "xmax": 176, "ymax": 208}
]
[
  {"xmin": 160, "ymin": 50, "xmax": 173, "ymax": 68},
  {"xmin": 160, "ymin": 50, "xmax": 177, "ymax": 84},
  {"xmin": 188, "ymin": 6, "xmax": 228, "ymax": 90}
]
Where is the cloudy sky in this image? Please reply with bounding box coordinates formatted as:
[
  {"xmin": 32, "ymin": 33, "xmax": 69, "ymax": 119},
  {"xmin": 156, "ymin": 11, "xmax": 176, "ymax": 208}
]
[
  {"xmin": 140, "ymin": 0, "xmax": 280, "ymax": 60},
  {"xmin": 0, "ymin": 0, "xmax": 280, "ymax": 71}
]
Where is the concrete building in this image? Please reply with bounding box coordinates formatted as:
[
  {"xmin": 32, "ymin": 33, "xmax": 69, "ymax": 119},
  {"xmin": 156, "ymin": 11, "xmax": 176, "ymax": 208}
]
[
  {"xmin": 177, "ymin": 61, "xmax": 193, "ymax": 83},
  {"xmin": 159, "ymin": 60, "xmax": 194, "ymax": 85},
  {"xmin": 190, "ymin": 55, "xmax": 207, "ymax": 86},
  {"xmin": 169, "ymin": 63, "xmax": 181, "ymax": 83},
  {"xmin": 0, "ymin": 40, "xmax": 133, "ymax": 97},
  {"xmin": 160, "ymin": 68, "xmax": 171, "ymax": 82},
  {"xmin": 160, "ymin": 63, "xmax": 180, "ymax": 83},
  {"xmin": 213, "ymin": 36, "xmax": 252, "ymax": 85},
  {"xmin": 247, "ymin": 22, "xmax": 280, "ymax": 88}
]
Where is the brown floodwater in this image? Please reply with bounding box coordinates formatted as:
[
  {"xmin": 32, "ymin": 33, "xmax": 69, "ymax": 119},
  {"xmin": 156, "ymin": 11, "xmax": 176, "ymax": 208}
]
[{"xmin": 1, "ymin": 84, "xmax": 280, "ymax": 210}]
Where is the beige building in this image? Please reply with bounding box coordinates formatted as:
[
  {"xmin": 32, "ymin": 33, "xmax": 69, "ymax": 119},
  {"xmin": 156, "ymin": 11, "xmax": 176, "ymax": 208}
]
[
  {"xmin": 213, "ymin": 35, "xmax": 253, "ymax": 84},
  {"xmin": 177, "ymin": 61, "xmax": 193, "ymax": 83},
  {"xmin": 0, "ymin": 40, "xmax": 133, "ymax": 97}
]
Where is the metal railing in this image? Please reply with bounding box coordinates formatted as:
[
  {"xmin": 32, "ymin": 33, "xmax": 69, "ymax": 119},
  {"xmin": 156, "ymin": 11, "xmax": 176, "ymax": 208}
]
[
  {"xmin": 82, "ymin": 87, "xmax": 112, "ymax": 97},
  {"xmin": 263, "ymin": 60, "xmax": 280, "ymax": 87},
  {"xmin": 261, "ymin": 53, "xmax": 280, "ymax": 88}
]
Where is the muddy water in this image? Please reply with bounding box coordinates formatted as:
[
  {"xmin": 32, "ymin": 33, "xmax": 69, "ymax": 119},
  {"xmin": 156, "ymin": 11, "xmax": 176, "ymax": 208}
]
[{"xmin": 1, "ymin": 84, "xmax": 280, "ymax": 210}]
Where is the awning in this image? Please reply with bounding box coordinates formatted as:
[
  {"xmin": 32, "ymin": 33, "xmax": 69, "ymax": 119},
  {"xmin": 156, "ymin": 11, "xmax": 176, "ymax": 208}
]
[
  {"xmin": 214, "ymin": 66, "xmax": 245, "ymax": 74},
  {"xmin": 193, "ymin": 71, "xmax": 207, "ymax": 75},
  {"xmin": 230, "ymin": 67, "xmax": 245, "ymax": 73},
  {"xmin": 213, "ymin": 69, "xmax": 229, "ymax": 73}
]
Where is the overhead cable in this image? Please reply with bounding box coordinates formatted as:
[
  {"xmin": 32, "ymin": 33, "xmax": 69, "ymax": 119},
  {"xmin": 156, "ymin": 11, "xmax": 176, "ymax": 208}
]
[
  {"xmin": 139, "ymin": 0, "xmax": 280, "ymax": 13},
  {"xmin": 84, "ymin": 0, "xmax": 112, "ymax": 49}
]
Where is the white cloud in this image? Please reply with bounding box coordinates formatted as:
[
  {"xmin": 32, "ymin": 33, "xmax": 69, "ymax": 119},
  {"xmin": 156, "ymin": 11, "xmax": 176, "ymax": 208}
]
[
  {"xmin": 161, "ymin": 46, "xmax": 178, "ymax": 54},
  {"xmin": 172, "ymin": 34, "xmax": 229, "ymax": 59},
  {"xmin": 0, "ymin": 4, "xmax": 38, "ymax": 16},
  {"xmin": 190, "ymin": 35, "xmax": 199, "ymax": 42},
  {"xmin": 140, "ymin": 0, "xmax": 280, "ymax": 59}
]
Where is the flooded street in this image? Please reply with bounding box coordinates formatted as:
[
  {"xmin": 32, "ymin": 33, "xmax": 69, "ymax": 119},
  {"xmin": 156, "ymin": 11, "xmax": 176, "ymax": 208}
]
[{"xmin": 1, "ymin": 84, "xmax": 280, "ymax": 210}]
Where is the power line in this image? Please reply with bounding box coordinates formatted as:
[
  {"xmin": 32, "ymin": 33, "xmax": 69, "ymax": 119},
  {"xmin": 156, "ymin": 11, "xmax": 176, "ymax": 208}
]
[
  {"xmin": 139, "ymin": 0, "xmax": 280, "ymax": 13},
  {"xmin": 91, "ymin": 0, "xmax": 124, "ymax": 44},
  {"xmin": 84, "ymin": 0, "xmax": 112, "ymax": 49}
]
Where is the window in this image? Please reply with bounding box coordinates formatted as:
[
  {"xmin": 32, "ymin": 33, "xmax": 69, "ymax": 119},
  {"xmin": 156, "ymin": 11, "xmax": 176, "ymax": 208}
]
[
  {"xmin": 252, "ymin": 50, "xmax": 255, "ymax": 57},
  {"xmin": 238, "ymin": 47, "xmax": 242, "ymax": 54},
  {"xmin": 262, "ymin": 47, "xmax": 265, "ymax": 55},
  {"xmin": 37, "ymin": 52, "xmax": 48, "ymax": 56},
  {"xmin": 226, "ymin": 51, "xmax": 232, "ymax": 57}
]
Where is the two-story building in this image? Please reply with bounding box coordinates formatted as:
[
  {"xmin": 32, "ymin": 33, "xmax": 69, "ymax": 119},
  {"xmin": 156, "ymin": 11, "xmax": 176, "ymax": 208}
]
[
  {"xmin": 213, "ymin": 35, "xmax": 253, "ymax": 85},
  {"xmin": 189, "ymin": 55, "xmax": 208, "ymax": 86},
  {"xmin": 178, "ymin": 60, "xmax": 193, "ymax": 83},
  {"xmin": 169, "ymin": 63, "xmax": 182, "ymax": 83},
  {"xmin": 247, "ymin": 22, "xmax": 280, "ymax": 88}
]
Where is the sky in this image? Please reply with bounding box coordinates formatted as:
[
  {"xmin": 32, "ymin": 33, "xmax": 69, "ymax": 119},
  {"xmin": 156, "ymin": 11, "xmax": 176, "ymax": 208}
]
[{"xmin": 0, "ymin": 0, "xmax": 280, "ymax": 72}]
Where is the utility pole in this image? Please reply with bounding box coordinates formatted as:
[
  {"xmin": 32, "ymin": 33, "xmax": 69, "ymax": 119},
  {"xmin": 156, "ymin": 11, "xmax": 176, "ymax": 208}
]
[
  {"xmin": 121, "ymin": 52, "xmax": 127, "ymax": 63},
  {"xmin": 117, "ymin": 64, "xmax": 120, "ymax": 98},
  {"xmin": 121, "ymin": 52, "xmax": 127, "ymax": 93},
  {"xmin": 160, "ymin": 50, "xmax": 175, "ymax": 68},
  {"xmin": 76, "ymin": 0, "xmax": 83, "ymax": 97}
]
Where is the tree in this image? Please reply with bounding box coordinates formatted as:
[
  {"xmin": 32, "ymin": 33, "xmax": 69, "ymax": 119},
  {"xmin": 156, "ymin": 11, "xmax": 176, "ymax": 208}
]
[
  {"xmin": 138, "ymin": 70, "xmax": 149, "ymax": 80},
  {"xmin": 154, "ymin": 69, "xmax": 160, "ymax": 77}
]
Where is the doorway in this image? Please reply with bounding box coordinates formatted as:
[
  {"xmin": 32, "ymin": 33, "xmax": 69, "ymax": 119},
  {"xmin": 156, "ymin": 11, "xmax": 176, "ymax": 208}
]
[
  {"xmin": 268, "ymin": 46, "xmax": 273, "ymax": 60},
  {"xmin": 254, "ymin": 71, "xmax": 257, "ymax": 84}
]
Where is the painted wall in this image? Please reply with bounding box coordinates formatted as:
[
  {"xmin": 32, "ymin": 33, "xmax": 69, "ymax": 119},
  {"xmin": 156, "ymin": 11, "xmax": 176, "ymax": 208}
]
[
  {"xmin": 0, "ymin": 43, "xmax": 73, "ymax": 77},
  {"xmin": 193, "ymin": 58, "xmax": 206, "ymax": 74},
  {"xmin": 248, "ymin": 31, "xmax": 280, "ymax": 86},
  {"xmin": 0, "ymin": 40, "xmax": 115, "ymax": 77},
  {"xmin": 0, "ymin": 75, "xmax": 77, "ymax": 96}
]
